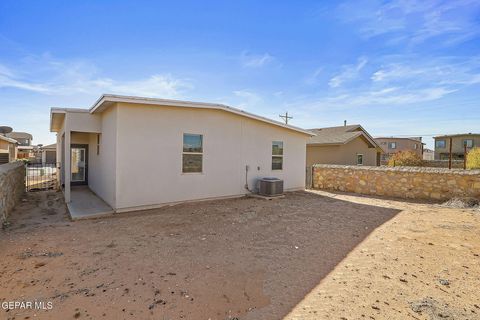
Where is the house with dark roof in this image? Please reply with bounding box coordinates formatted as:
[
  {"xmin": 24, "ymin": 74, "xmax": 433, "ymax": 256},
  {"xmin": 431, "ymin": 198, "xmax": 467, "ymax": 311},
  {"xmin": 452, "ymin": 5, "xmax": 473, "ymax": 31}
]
[{"xmin": 307, "ymin": 124, "xmax": 382, "ymax": 167}]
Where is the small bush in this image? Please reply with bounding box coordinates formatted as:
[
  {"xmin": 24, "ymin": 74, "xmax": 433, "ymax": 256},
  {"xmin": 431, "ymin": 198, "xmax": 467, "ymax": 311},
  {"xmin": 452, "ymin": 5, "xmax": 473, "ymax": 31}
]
[
  {"xmin": 387, "ymin": 150, "xmax": 423, "ymax": 167},
  {"xmin": 466, "ymin": 147, "xmax": 480, "ymax": 169}
]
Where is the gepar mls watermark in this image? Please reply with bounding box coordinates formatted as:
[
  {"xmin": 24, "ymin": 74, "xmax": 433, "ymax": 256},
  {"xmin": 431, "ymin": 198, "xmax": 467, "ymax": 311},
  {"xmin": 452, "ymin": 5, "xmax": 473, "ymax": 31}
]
[{"xmin": 1, "ymin": 301, "xmax": 53, "ymax": 311}]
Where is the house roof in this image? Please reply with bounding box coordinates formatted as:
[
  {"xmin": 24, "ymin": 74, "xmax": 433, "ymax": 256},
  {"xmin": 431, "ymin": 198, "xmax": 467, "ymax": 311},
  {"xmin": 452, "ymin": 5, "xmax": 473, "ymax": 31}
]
[
  {"xmin": 85, "ymin": 94, "xmax": 314, "ymax": 136},
  {"xmin": 0, "ymin": 135, "xmax": 18, "ymax": 144},
  {"xmin": 42, "ymin": 143, "xmax": 56, "ymax": 149},
  {"xmin": 307, "ymin": 124, "xmax": 380, "ymax": 148},
  {"xmin": 6, "ymin": 132, "xmax": 33, "ymax": 140},
  {"xmin": 374, "ymin": 136, "xmax": 425, "ymax": 144},
  {"xmin": 433, "ymin": 133, "xmax": 480, "ymax": 139}
]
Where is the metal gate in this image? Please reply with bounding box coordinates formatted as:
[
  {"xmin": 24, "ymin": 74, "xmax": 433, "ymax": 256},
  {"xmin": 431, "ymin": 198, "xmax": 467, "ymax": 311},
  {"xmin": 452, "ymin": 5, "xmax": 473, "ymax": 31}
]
[{"xmin": 25, "ymin": 163, "xmax": 58, "ymax": 192}]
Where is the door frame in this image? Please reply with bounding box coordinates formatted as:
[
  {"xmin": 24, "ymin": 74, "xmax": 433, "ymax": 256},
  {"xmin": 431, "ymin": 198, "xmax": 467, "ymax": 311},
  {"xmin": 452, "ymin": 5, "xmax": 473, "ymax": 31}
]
[{"xmin": 70, "ymin": 144, "xmax": 88, "ymax": 186}]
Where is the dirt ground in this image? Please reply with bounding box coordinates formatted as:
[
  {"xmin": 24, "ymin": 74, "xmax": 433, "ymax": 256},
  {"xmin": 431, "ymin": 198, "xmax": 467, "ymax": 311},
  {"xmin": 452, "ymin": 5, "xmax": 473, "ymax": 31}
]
[{"xmin": 0, "ymin": 190, "xmax": 479, "ymax": 320}]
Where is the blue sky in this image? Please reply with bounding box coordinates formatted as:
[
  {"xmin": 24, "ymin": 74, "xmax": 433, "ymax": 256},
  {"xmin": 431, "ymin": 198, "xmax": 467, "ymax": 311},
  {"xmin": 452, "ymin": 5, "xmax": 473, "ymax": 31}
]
[{"xmin": 1, "ymin": 0, "xmax": 479, "ymax": 148}]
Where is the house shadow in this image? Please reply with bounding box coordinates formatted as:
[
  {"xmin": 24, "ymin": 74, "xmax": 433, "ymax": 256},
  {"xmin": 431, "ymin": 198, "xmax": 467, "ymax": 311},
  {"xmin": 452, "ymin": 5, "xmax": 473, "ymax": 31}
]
[{"xmin": 237, "ymin": 190, "xmax": 403, "ymax": 320}]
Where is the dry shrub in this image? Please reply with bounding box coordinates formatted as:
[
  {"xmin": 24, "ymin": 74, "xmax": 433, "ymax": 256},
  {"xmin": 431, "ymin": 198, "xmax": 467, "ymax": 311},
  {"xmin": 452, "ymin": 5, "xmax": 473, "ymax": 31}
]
[
  {"xmin": 387, "ymin": 150, "xmax": 423, "ymax": 167},
  {"xmin": 466, "ymin": 147, "xmax": 480, "ymax": 169}
]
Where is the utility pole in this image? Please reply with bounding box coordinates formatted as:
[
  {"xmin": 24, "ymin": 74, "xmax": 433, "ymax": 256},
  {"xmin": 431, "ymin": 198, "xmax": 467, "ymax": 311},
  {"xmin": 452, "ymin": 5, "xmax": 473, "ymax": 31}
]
[
  {"xmin": 279, "ymin": 112, "xmax": 292, "ymax": 124},
  {"xmin": 448, "ymin": 137, "xmax": 453, "ymax": 169}
]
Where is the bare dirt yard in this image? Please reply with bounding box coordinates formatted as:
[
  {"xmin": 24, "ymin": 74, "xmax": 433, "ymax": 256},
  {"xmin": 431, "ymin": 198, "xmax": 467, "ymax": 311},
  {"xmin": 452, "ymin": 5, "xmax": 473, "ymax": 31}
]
[{"xmin": 0, "ymin": 190, "xmax": 479, "ymax": 320}]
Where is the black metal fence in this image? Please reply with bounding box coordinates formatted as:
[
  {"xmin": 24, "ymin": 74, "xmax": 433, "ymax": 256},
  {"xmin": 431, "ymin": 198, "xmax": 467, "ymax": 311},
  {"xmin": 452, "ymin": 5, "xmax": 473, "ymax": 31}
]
[{"xmin": 25, "ymin": 163, "xmax": 58, "ymax": 192}]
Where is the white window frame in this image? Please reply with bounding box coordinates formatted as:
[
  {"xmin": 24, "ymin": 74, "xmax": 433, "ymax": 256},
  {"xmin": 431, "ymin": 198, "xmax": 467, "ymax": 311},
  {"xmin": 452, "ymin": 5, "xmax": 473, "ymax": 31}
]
[
  {"xmin": 272, "ymin": 141, "xmax": 283, "ymax": 171},
  {"xmin": 182, "ymin": 133, "xmax": 203, "ymax": 174},
  {"xmin": 388, "ymin": 142, "xmax": 396, "ymax": 149},
  {"xmin": 356, "ymin": 153, "xmax": 364, "ymax": 166}
]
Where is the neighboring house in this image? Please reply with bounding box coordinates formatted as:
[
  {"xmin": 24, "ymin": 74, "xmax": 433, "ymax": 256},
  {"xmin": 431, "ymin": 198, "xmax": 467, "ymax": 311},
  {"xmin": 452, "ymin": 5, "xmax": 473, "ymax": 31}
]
[
  {"xmin": 374, "ymin": 137, "xmax": 424, "ymax": 162},
  {"xmin": 6, "ymin": 132, "xmax": 34, "ymax": 159},
  {"xmin": 433, "ymin": 133, "xmax": 480, "ymax": 160},
  {"xmin": 50, "ymin": 94, "xmax": 313, "ymax": 214},
  {"xmin": 423, "ymin": 148, "xmax": 435, "ymax": 160},
  {"xmin": 307, "ymin": 124, "xmax": 382, "ymax": 167},
  {"xmin": 0, "ymin": 135, "xmax": 18, "ymax": 164},
  {"xmin": 40, "ymin": 143, "xmax": 57, "ymax": 164}
]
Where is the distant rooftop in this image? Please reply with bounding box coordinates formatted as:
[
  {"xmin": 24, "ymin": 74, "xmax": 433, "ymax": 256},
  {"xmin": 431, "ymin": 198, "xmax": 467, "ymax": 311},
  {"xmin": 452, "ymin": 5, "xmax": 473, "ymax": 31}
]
[
  {"xmin": 308, "ymin": 124, "xmax": 379, "ymax": 148},
  {"xmin": 433, "ymin": 133, "xmax": 480, "ymax": 139},
  {"xmin": 6, "ymin": 132, "xmax": 33, "ymax": 140}
]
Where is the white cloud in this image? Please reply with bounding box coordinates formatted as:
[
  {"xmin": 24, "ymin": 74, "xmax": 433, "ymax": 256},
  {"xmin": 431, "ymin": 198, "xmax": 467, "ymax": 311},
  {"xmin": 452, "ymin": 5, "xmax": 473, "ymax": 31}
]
[
  {"xmin": 0, "ymin": 57, "xmax": 191, "ymax": 99},
  {"xmin": 241, "ymin": 52, "xmax": 274, "ymax": 68},
  {"xmin": 336, "ymin": 0, "xmax": 480, "ymax": 46},
  {"xmin": 233, "ymin": 89, "xmax": 262, "ymax": 108},
  {"xmin": 370, "ymin": 58, "xmax": 480, "ymax": 86},
  {"xmin": 301, "ymin": 86, "xmax": 456, "ymax": 111},
  {"xmin": 329, "ymin": 57, "xmax": 368, "ymax": 88}
]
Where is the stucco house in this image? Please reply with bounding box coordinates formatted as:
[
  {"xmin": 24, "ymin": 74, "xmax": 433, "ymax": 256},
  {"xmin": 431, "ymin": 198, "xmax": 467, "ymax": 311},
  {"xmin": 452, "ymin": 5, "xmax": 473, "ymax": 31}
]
[
  {"xmin": 6, "ymin": 132, "xmax": 34, "ymax": 160},
  {"xmin": 306, "ymin": 124, "xmax": 382, "ymax": 167},
  {"xmin": 50, "ymin": 94, "xmax": 313, "ymax": 216},
  {"xmin": 374, "ymin": 137, "xmax": 424, "ymax": 162},
  {"xmin": 434, "ymin": 133, "xmax": 480, "ymax": 160},
  {"xmin": 40, "ymin": 143, "xmax": 57, "ymax": 164},
  {"xmin": 0, "ymin": 135, "xmax": 18, "ymax": 164}
]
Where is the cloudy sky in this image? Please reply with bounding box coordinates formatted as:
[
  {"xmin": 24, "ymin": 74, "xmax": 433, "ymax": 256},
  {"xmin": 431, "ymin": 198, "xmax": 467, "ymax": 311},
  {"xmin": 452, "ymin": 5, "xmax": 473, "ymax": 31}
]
[{"xmin": 1, "ymin": 0, "xmax": 479, "ymax": 148}]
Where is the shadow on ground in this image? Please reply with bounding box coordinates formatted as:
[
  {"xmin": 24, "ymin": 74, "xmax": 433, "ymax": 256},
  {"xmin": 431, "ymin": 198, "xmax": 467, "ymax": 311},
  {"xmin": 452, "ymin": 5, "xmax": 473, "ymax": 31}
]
[{"xmin": 1, "ymin": 190, "xmax": 401, "ymax": 320}]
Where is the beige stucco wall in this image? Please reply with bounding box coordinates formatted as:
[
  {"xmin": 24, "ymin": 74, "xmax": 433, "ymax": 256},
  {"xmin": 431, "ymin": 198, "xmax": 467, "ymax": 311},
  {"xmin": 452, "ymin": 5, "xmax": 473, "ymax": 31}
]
[
  {"xmin": 113, "ymin": 102, "xmax": 308, "ymax": 211},
  {"xmin": 83, "ymin": 106, "xmax": 117, "ymax": 208},
  {"xmin": 434, "ymin": 135, "xmax": 480, "ymax": 159},
  {"xmin": 0, "ymin": 140, "xmax": 17, "ymax": 162},
  {"xmin": 307, "ymin": 137, "xmax": 377, "ymax": 167},
  {"xmin": 375, "ymin": 138, "xmax": 423, "ymax": 158},
  {"xmin": 312, "ymin": 164, "xmax": 480, "ymax": 201}
]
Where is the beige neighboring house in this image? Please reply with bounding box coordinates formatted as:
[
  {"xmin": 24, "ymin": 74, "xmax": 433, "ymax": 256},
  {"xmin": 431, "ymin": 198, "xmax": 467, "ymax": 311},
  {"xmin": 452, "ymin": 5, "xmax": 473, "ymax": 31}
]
[
  {"xmin": 0, "ymin": 135, "xmax": 18, "ymax": 164},
  {"xmin": 434, "ymin": 133, "xmax": 480, "ymax": 160},
  {"xmin": 6, "ymin": 132, "xmax": 34, "ymax": 160},
  {"xmin": 374, "ymin": 137, "xmax": 424, "ymax": 162},
  {"xmin": 40, "ymin": 143, "xmax": 57, "ymax": 164},
  {"xmin": 50, "ymin": 94, "xmax": 313, "ymax": 214},
  {"xmin": 307, "ymin": 124, "xmax": 382, "ymax": 167}
]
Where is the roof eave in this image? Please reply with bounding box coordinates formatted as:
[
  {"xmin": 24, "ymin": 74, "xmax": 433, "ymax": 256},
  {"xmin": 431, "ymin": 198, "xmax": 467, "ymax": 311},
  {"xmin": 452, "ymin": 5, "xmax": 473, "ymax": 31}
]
[{"xmin": 90, "ymin": 94, "xmax": 315, "ymax": 136}]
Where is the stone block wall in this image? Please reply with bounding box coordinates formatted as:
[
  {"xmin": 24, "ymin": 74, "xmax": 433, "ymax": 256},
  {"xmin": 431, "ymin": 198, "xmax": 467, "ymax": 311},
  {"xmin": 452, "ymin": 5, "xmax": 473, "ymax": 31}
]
[
  {"xmin": 0, "ymin": 161, "xmax": 25, "ymax": 222},
  {"xmin": 312, "ymin": 164, "xmax": 480, "ymax": 201}
]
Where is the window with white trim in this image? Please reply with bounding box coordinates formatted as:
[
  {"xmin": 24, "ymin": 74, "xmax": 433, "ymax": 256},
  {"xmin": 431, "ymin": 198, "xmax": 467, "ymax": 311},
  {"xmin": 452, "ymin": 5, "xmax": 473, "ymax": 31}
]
[
  {"xmin": 182, "ymin": 134, "xmax": 203, "ymax": 173},
  {"xmin": 272, "ymin": 141, "xmax": 283, "ymax": 170},
  {"xmin": 388, "ymin": 142, "xmax": 396, "ymax": 149}
]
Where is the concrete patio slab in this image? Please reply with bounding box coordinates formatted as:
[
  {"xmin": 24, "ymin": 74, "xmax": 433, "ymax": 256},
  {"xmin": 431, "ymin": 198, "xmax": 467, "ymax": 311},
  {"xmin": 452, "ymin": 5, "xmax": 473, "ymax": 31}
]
[{"xmin": 67, "ymin": 186, "xmax": 114, "ymax": 220}]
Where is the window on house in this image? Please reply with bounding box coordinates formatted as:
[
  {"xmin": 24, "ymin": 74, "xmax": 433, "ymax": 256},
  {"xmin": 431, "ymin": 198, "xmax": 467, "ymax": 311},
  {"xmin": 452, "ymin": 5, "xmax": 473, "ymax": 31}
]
[
  {"xmin": 356, "ymin": 154, "xmax": 363, "ymax": 165},
  {"xmin": 436, "ymin": 140, "xmax": 446, "ymax": 148},
  {"xmin": 182, "ymin": 133, "xmax": 203, "ymax": 173},
  {"xmin": 96, "ymin": 134, "xmax": 101, "ymax": 155},
  {"xmin": 414, "ymin": 144, "xmax": 418, "ymax": 149},
  {"xmin": 464, "ymin": 139, "xmax": 474, "ymax": 148},
  {"xmin": 272, "ymin": 141, "xmax": 283, "ymax": 170},
  {"xmin": 388, "ymin": 142, "xmax": 396, "ymax": 149}
]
